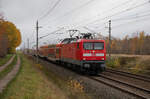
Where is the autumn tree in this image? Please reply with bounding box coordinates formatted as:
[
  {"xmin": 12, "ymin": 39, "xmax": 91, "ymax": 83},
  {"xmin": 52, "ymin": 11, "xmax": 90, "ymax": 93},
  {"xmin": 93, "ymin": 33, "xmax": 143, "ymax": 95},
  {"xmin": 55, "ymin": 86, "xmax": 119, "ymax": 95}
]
[
  {"xmin": 138, "ymin": 31, "xmax": 145, "ymax": 54},
  {"xmin": 0, "ymin": 16, "xmax": 21, "ymax": 54},
  {"xmin": 0, "ymin": 33, "xmax": 9, "ymax": 57},
  {"xmin": 105, "ymin": 31, "xmax": 150, "ymax": 55},
  {"xmin": 3, "ymin": 21, "xmax": 22, "ymax": 53},
  {"xmin": 0, "ymin": 14, "xmax": 9, "ymax": 57}
]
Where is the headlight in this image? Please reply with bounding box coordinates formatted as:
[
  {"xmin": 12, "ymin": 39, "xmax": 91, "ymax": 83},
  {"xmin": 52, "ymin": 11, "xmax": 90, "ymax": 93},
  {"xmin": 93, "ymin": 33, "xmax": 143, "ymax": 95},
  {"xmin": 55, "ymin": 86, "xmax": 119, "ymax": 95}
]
[
  {"xmin": 96, "ymin": 53, "xmax": 104, "ymax": 56},
  {"xmin": 83, "ymin": 53, "xmax": 92, "ymax": 56}
]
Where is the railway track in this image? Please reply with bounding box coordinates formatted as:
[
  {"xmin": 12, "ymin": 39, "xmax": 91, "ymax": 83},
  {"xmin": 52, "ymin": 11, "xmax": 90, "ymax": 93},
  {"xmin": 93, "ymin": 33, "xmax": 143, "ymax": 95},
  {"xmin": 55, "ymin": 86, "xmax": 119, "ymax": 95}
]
[
  {"xmin": 89, "ymin": 68, "xmax": 150, "ymax": 99},
  {"xmin": 35, "ymin": 56, "xmax": 150, "ymax": 98},
  {"xmin": 90, "ymin": 74, "xmax": 150, "ymax": 99},
  {"xmin": 106, "ymin": 68, "xmax": 150, "ymax": 82}
]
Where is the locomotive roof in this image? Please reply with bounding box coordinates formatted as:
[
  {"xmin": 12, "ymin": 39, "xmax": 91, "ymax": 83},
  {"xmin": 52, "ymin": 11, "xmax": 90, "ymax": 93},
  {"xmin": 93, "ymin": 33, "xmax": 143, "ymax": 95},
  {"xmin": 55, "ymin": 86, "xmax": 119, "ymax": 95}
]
[
  {"xmin": 61, "ymin": 37, "xmax": 105, "ymax": 44},
  {"xmin": 40, "ymin": 38, "xmax": 105, "ymax": 48},
  {"xmin": 77, "ymin": 39, "xmax": 105, "ymax": 42}
]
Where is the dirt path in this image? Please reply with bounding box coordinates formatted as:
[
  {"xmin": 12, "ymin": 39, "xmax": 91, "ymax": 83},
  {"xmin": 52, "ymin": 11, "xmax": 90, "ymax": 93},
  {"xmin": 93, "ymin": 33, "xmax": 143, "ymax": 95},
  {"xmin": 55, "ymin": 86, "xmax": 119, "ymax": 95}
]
[
  {"xmin": 0, "ymin": 55, "xmax": 69, "ymax": 99},
  {"xmin": 0, "ymin": 55, "xmax": 15, "ymax": 72},
  {"xmin": 0, "ymin": 56, "xmax": 20, "ymax": 93}
]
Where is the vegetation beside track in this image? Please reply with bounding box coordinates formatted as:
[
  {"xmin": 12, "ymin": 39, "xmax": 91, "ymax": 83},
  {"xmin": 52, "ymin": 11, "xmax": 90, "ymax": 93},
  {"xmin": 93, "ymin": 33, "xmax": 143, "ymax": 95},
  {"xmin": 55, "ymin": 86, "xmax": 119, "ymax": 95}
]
[
  {"xmin": 0, "ymin": 54, "xmax": 13, "ymax": 66},
  {"xmin": 0, "ymin": 54, "xmax": 68, "ymax": 99},
  {"xmin": 28, "ymin": 55, "xmax": 91, "ymax": 99},
  {"xmin": 0, "ymin": 55, "xmax": 17, "ymax": 80},
  {"xmin": 106, "ymin": 55, "xmax": 150, "ymax": 75}
]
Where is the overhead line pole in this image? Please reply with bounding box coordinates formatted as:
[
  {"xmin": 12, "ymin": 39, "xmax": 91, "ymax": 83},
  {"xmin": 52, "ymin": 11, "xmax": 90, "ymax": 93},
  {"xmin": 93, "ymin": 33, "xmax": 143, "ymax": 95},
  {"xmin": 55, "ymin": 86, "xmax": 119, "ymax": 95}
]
[
  {"xmin": 36, "ymin": 20, "xmax": 39, "ymax": 63},
  {"xmin": 24, "ymin": 42, "xmax": 25, "ymax": 53},
  {"xmin": 27, "ymin": 38, "xmax": 29, "ymax": 54},
  {"xmin": 36, "ymin": 20, "xmax": 42, "ymax": 63},
  {"xmin": 109, "ymin": 20, "xmax": 111, "ymax": 59}
]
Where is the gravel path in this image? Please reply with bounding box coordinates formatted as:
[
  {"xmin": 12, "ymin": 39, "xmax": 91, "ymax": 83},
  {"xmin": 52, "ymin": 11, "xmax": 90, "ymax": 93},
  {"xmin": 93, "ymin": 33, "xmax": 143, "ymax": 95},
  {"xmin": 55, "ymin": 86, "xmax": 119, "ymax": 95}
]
[
  {"xmin": 0, "ymin": 56, "xmax": 21, "ymax": 93},
  {"xmin": 0, "ymin": 55, "xmax": 15, "ymax": 72}
]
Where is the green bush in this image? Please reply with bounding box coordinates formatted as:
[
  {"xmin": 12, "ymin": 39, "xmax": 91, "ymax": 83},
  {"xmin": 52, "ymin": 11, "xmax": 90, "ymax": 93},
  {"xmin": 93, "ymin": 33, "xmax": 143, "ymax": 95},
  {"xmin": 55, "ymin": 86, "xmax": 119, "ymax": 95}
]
[{"xmin": 106, "ymin": 57, "xmax": 120, "ymax": 68}]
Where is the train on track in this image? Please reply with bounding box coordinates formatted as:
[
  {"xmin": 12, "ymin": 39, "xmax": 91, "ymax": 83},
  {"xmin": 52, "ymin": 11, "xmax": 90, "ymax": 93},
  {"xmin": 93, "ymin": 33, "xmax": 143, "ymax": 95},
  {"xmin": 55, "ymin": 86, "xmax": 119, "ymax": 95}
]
[{"xmin": 36, "ymin": 33, "xmax": 106, "ymax": 75}]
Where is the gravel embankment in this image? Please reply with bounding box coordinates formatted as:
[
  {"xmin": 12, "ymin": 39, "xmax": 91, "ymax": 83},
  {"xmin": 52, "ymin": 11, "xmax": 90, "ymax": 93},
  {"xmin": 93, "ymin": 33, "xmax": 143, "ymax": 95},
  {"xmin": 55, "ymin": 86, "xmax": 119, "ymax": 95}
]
[{"xmin": 30, "ymin": 56, "xmax": 140, "ymax": 99}]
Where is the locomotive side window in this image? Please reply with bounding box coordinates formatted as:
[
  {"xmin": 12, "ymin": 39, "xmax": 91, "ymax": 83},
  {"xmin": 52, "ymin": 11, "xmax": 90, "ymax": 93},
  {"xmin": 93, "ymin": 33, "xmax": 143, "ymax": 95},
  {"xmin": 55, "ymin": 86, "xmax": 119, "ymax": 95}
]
[
  {"xmin": 77, "ymin": 43, "xmax": 79, "ymax": 48},
  {"xmin": 94, "ymin": 42, "xmax": 104, "ymax": 50},
  {"xmin": 83, "ymin": 43, "xmax": 93, "ymax": 50},
  {"xmin": 56, "ymin": 48, "xmax": 59, "ymax": 54}
]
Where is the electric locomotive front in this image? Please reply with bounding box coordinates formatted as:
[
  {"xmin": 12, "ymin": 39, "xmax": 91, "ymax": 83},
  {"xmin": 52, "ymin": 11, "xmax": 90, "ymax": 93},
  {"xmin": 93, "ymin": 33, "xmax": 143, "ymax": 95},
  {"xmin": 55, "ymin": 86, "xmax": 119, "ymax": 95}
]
[{"xmin": 79, "ymin": 39, "xmax": 106, "ymax": 74}]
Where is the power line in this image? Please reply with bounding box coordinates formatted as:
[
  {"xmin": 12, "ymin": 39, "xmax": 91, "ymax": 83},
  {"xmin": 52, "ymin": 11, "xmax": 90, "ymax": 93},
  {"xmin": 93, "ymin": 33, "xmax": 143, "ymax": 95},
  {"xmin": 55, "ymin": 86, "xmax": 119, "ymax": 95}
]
[
  {"xmin": 112, "ymin": 15, "xmax": 150, "ymax": 29},
  {"xmin": 39, "ymin": 0, "xmax": 62, "ymax": 20},
  {"xmin": 37, "ymin": 1, "xmax": 56, "ymax": 19},
  {"xmin": 41, "ymin": 0, "xmax": 138, "ymax": 32},
  {"xmin": 42, "ymin": 0, "xmax": 95, "ymax": 26},
  {"xmin": 112, "ymin": 12, "xmax": 150, "ymax": 22},
  {"xmin": 89, "ymin": 9, "xmax": 150, "ymax": 30},
  {"xmin": 43, "ymin": 0, "xmax": 134, "ymax": 27},
  {"xmin": 83, "ymin": 0, "xmax": 149, "ymax": 27},
  {"xmin": 92, "ymin": 12, "xmax": 150, "ymax": 32},
  {"xmin": 81, "ymin": 12, "xmax": 150, "ymax": 34},
  {"xmin": 74, "ymin": 0, "xmax": 135, "ymax": 28},
  {"xmin": 39, "ymin": 27, "xmax": 64, "ymax": 39}
]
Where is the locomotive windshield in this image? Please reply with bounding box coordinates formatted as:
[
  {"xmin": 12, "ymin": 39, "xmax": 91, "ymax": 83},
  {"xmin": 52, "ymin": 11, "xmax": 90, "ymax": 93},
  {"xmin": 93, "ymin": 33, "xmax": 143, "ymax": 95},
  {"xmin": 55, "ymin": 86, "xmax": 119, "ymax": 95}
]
[
  {"xmin": 83, "ymin": 42, "xmax": 104, "ymax": 50},
  {"xmin": 83, "ymin": 43, "xmax": 93, "ymax": 50}
]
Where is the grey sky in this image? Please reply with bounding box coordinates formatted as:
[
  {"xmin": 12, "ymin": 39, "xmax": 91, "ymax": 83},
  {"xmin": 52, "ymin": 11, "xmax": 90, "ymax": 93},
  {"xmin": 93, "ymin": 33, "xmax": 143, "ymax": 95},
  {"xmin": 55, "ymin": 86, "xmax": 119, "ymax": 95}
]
[{"xmin": 0, "ymin": 0, "xmax": 150, "ymax": 48}]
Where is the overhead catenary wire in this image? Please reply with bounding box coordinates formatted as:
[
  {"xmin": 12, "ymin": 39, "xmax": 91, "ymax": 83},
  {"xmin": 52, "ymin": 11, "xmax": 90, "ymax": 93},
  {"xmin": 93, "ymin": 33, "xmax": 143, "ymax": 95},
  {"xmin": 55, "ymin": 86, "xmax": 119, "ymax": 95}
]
[
  {"xmin": 71, "ymin": 0, "xmax": 148, "ymax": 32},
  {"xmin": 82, "ymin": 0, "xmax": 150, "ymax": 27},
  {"xmin": 42, "ymin": 0, "xmax": 134, "ymax": 27},
  {"xmin": 86, "ymin": 9, "xmax": 150, "ymax": 31},
  {"xmin": 112, "ymin": 12, "xmax": 150, "ymax": 22},
  {"xmin": 38, "ymin": 0, "xmax": 62, "ymax": 20},
  {"xmin": 40, "ymin": 0, "xmax": 145, "ymax": 33},
  {"xmin": 42, "ymin": 0, "xmax": 96, "ymax": 26},
  {"xmin": 39, "ymin": 27, "xmax": 64, "ymax": 39},
  {"xmin": 73, "ymin": 0, "xmax": 135, "ymax": 28},
  {"xmin": 112, "ymin": 15, "xmax": 150, "ymax": 29},
  {"xmin": 34, "ymin": 0, "xmax": 150, "ymax": 44},
  {"xmin": 82, "ymin": 12, "xmax": 150, "ymax": 34}
]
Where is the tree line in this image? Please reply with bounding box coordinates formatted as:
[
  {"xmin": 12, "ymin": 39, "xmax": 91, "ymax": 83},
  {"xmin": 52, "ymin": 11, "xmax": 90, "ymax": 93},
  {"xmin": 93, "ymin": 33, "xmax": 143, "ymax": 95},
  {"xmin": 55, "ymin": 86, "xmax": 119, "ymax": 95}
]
[
  {"xmin": 0, "ymin": 14, "xmax": 21, "ymax": 57},
  {"xmin": 105, "ymin": 31, "xmax": 150, "ymax": 55}
]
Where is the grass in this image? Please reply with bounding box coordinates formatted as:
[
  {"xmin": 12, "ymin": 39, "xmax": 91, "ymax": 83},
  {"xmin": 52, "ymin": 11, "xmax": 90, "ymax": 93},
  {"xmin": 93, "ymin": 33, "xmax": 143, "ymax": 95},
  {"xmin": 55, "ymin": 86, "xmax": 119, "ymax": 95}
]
[
  {"xmin": 0, "ymin": 54, "xmax": 13, "ymax": 66},
  {"xmin": 106, "ymin": 55, "xmax": 150, "ymax": 75},
  {"xmin": 0, "ymin": 54, "xmax": 67, "ymax": 99},
  {"xmin": 30, "ymin": 56, "xmax": 91, "ymax": 99},
  {"xmin": 0, "ymin": 55, "xmax": 17, "ymax": 80}
]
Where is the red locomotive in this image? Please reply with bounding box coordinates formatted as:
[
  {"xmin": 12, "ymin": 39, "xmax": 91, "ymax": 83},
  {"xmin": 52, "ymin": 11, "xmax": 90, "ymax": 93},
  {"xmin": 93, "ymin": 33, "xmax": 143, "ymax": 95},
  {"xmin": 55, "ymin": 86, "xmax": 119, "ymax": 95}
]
[{"xmin": 39, "ymin": 34, "xmax": 106, "ymax": 74}]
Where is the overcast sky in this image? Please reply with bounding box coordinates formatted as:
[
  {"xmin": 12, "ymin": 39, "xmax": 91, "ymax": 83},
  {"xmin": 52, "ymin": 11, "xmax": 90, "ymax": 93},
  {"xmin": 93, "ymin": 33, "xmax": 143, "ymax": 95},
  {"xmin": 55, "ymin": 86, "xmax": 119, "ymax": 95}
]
[{"xmin": 0, "ymin": 0, "xmax": 150, "ymax": 48}]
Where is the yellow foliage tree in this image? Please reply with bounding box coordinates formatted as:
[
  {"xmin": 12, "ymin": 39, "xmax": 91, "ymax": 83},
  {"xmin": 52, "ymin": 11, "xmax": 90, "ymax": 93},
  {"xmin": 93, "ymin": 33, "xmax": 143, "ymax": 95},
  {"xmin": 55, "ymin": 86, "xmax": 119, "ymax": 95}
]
[{"xmin": 1, "ymin": 21, "xmax": 22, "ymax": 53}]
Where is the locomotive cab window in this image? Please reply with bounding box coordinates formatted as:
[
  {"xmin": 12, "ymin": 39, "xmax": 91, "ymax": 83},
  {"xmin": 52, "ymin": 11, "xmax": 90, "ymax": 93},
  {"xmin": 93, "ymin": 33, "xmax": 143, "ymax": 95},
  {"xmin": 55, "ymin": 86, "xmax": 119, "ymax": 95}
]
[
  {"xmin": 83, "ymin": 42, "xmax": 104, "ymax": 50},
  {"xmin": 83, "ymin": 43, "xmax": 93, "ymax": 50},
  {"xmin": 94, "ymin": 42, "xmax": 104, "ymax": 50}
]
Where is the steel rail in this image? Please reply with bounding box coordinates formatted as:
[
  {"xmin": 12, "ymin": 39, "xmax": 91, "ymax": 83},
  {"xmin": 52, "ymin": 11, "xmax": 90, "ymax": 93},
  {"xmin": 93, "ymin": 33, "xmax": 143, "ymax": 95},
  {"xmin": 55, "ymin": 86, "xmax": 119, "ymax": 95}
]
[
  {"xmin": 106, "ymin": 68, "xmax": 150, "ymax": 82},
  {"xmin": 90, "ymin": 76, "xmax": 149, "ymax": 99}
]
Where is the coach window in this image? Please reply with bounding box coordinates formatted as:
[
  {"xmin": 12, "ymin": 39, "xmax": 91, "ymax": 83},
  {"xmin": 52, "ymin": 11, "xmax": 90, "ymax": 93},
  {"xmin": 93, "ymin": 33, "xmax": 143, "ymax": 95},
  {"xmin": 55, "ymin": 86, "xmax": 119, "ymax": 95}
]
[{"xmin": 77, "ymin": 43, "xmax": 79, "ymax": 48}]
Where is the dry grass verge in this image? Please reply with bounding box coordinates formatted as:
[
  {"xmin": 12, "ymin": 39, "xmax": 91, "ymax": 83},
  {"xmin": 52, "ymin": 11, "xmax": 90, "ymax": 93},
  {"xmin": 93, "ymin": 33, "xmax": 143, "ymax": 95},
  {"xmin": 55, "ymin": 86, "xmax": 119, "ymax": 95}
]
[
  {"xmin": 27, "ymin": 56, "xmax": 91, "ymax": 99},
  {"xmin": 0, "ymin": 56, "xmax": 17, "ymax": 80},
  {"xmin": 0, "ymin": 54, "xmax": 13, "ymax": 66},
  {"xmin": 106, "ymin": 55, "xmax": 150, "ymax": 75},
  {"xmin": 0, "ymin": 54, "xmax": 67, "ymax": 99}
]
